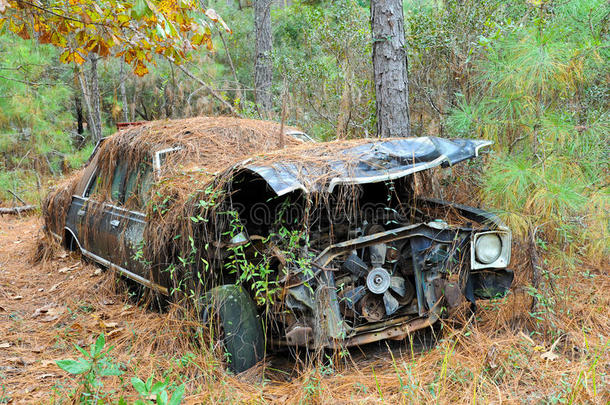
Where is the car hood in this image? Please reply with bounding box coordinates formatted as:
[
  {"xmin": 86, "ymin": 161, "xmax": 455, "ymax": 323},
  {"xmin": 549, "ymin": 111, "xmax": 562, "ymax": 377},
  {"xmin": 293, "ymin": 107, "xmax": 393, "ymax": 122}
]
[{"xmin": 238, "ymin": 137, "xmax": 492, "ymax": 196}]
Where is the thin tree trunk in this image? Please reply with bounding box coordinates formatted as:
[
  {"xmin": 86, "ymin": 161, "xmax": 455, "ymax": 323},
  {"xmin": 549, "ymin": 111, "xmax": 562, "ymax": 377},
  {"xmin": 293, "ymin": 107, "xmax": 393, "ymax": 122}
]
[
  {"xmin": 119, "ymin": 62, "xmax": 129, "ymax": 123},
  {"xmin": 218, "ymin": 27, "xmax": 243, "ymax": 107},
  {"xmin": 75, "ymin": 95, "xmax": 84, "ymax": 134},
  {"xmin": 278, "ymin": 75, "xmax": 287, "ymax": 148},
  {"xmin": 254, "ymin": 0, "xmax": 273, "ymax": 116},
  {"xmin": 370, "ymin": 0, "xmax": 410, "ymax": 138},
  {"xmin": 89, "ymin": 55, "xmax": 102, "ymax": 141},
  {"xmin": 336, "ymin": 52, "xmax": 353, "ymax": 139},
  {"xmin": 130, "ymin": 79, "xmax": 137, "ymax": 122},
  {"xmin": 77, "ymin": 56, "xmax": 102, "ymax": 143},
  {"xmin": 529, "ymin": 230, "xmax": 540, "ymax": 311},
  {"xmin": 77, "ymin": 70, "xmax": 93, "ymax": 139}
]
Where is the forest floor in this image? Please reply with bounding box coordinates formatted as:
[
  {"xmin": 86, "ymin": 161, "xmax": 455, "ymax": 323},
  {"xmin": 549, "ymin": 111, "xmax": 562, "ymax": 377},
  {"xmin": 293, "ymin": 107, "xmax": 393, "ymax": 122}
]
[{"xmin": 0, "ymin": 214, "xmax": 607, "ymax": 404}]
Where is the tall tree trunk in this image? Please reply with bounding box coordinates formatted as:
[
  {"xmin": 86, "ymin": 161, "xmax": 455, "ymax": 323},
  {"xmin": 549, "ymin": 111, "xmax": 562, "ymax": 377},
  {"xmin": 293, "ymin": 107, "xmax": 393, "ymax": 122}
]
[
  {"xmin": 77, "ymin": 55, "xmax": 102, "ymax": 143},
  {"xmin": 119, "ymin": 62, "xmax": 129, "ymax": 123},
  {"xmin": 75, "ymin": 95, "xmax": 84, "ymax": 135},
  {"xmin": 254, "ymin": 0, "xmax": 273, "ymax": 116},
  {"xmin": 89, "ymin": 55, "xmax": 102, "ymax": 140},
  {"xmin": 370, "ymin": 0, "xmax": 410, "ymax": 138}
]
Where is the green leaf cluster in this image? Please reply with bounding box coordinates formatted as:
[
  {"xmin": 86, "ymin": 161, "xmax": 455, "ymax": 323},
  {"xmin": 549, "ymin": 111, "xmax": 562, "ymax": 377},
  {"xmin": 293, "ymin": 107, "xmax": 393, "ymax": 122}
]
[{"xmin": 57, "ymin": 333, "xmax": 186, "ymax": 404}]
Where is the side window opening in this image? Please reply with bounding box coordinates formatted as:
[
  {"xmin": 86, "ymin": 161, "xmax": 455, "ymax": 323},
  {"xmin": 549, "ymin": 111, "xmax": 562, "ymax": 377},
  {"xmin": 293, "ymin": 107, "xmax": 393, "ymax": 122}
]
[
  {"xmin": 124, "ymin": 168, "xmax": 139, "ymax": 205},
  {"xmin": 91, "ymin": 147, "xmax": 179, "ymax": 207},
  {"xmin": 111, "ymin": 161, "xmax": 128, "ymax": 203},
  {"xmin": 84, "ymin": 172, "xmax": 99, "ymax": 198},
  {"xmin": 124, "ymin": 161, "xmax": 153, "ymax": 208},
  {"xmin": 139, "ymin": 165, "xmax": 154, "ymax": 205}
]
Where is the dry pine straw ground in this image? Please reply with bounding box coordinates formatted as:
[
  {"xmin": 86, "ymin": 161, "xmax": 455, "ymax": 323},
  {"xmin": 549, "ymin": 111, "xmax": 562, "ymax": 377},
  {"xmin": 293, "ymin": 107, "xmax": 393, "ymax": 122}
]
[{"xmin": 0, "ymin": 214, "xmax": 608, "ymax": 404}]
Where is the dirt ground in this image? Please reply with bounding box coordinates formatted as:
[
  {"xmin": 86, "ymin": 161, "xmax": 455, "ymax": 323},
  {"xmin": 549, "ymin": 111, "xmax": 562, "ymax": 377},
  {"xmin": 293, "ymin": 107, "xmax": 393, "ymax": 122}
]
[
  {"xmin": 0, "ymin": 214, "xmax": 84, "ymax": 402},
  {"xmin": 0, "ymin": 215, "xmax": 155, "ymax": 402},
  {"xmin": 1, "ymin": 214, "xmax": 608, "ymax": 404}
]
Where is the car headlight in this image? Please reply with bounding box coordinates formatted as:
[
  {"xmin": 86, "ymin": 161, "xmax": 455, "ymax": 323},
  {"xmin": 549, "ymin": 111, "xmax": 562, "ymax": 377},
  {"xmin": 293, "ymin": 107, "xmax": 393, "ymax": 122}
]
[{"xmin": 475, "ymin": 233, "xmax": 502, "ymax": 264}]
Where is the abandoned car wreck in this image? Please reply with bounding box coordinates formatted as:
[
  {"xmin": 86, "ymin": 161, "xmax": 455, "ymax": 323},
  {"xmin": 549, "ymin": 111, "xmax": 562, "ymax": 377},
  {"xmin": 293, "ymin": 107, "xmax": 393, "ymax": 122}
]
[{"xmin": 43, "ymin": 117, "xmax": 513, "ymax": 372}]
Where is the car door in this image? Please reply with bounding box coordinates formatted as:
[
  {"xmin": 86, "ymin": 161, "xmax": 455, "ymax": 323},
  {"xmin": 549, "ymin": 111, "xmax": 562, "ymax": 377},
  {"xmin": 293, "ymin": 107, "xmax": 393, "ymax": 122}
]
[
  {"xmin": 65, "ymin": 167, "xmax": 112, "ymax": 260},
  {"xmin": 78, "ymin": 157, "xmax": 163, "ymax": 291},
  {"xmin": 78, "ymin": 161, "xmax": 129, "ymax": 262},
  {"xmin": 113, "ymin": 161, "xmax": 152, "ymax": 278},
  {"xmin": 92, "ymin": 149, "xmax": 178, "ymax": 290},
  {"xmin": 96, "ymin": 159, "xmax": 144, "ymax": 272}
]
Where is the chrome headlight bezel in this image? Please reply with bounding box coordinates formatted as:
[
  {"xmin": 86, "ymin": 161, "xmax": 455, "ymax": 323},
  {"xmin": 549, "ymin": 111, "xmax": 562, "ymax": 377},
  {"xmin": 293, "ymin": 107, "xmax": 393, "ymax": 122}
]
[{"xmin": 471, "ymin": 230, "xmax": 511, "ymax": 269}]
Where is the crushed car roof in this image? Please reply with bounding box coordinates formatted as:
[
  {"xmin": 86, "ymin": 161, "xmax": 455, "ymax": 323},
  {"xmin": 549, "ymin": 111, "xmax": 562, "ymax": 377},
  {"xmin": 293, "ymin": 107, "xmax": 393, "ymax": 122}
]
[
  {"xmin": 93, "ymin": 117, "xmax": 491, "ymax": 196},
  {"xmin": 241, "ymin": 137, "xmax": 492, "ymax": 195}
]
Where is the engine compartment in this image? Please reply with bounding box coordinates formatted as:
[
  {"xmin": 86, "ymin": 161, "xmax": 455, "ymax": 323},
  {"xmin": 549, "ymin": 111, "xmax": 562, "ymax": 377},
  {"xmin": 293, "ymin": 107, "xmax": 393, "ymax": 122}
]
[{"xmin": 227, "ymin": 173, "xmax": 511, "ymax": 348}]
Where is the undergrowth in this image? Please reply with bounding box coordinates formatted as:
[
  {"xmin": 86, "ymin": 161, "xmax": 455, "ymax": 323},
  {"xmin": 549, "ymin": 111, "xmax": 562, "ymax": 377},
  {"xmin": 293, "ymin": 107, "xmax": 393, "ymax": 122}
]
[{"xmin": 56, "ymin": 334, "xmax": 185, "ymax": 404}]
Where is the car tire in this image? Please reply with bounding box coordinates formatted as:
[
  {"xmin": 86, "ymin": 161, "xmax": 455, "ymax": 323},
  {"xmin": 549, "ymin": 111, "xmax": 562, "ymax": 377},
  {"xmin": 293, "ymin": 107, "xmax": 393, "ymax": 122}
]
[{"xmin": 203, "ymin": 285, "xmax": 265, "ymax": 373}]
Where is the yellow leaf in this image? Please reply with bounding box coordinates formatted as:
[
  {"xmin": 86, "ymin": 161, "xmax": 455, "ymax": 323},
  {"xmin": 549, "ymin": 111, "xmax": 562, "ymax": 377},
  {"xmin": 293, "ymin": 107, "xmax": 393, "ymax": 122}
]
[
  {"xmin": 51, "ymin": 32, "xmax": 67, "ymax": 47},
  {"xmin": 98, "ymin": 41, "xmax": 110, "ymax": 57},
  {"xmin": 191, "ymin": 33, "xmax": 203, "ymax": 46},
  {"xmin": 133, "ymin": 62, "xmax": 148, "ymax": 76},
  {"xmin": 117, "ymin": 14, "xmax": 129, "ymax": 26},
  {"xmin": 8, "ymin": 17, "xmax": 19, "ymax": 33},
  {"xmin": 59, "ymin": 50, "xmax": 71, "ymax": 64},
  {"xmin": 86, "ymin": 39, "xmax": 97, "ymax": 51},
  {"xmin": 73, "ymin": 51, "xmax": 86, "ymax": 65},
  {"xmin": 75, "ymin": 30, "xmax": 86, "ymax": 43}
]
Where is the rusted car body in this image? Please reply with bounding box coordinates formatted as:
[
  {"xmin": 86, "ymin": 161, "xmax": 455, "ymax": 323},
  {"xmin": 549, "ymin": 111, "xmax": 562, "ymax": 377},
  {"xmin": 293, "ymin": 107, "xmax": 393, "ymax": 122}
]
[{"xmin": 43, "ymin": 118, "xmax": 513, "ymax": 370}]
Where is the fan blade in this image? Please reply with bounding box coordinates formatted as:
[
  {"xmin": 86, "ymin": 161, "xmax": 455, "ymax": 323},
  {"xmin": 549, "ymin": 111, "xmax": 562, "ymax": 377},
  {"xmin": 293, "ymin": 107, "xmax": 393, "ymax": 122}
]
[
  {"xmin": 344, "ymin": 285, "xmax": 367, "ymax": 310},
  {"xmin": 390, "ymin": 276, "xmax": 406, "ymax": 297},
  {"xmin": 342, "ymin": 254, "xmax": 368, "ymax": 278},
  {"xmin": 383, "ymin": 291, "xmax": 400, "ymax": 315}
]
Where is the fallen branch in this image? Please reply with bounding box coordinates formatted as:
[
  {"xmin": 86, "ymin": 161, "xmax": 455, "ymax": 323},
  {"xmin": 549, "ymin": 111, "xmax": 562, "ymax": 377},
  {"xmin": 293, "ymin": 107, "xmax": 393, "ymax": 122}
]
[{"xmin": 0, "ymin": 205, "xmax": 37, "ymax": 215}]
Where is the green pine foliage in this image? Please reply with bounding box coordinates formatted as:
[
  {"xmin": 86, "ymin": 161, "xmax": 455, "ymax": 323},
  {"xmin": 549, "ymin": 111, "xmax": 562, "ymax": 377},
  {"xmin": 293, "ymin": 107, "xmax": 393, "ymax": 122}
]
[
  {"xmin": 445, "ymin": 0, "xmax": 609, "ymax": 261},
  {"xmin": 0, "ymin": 33, "xmax": 92, "ymax": 203}
]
